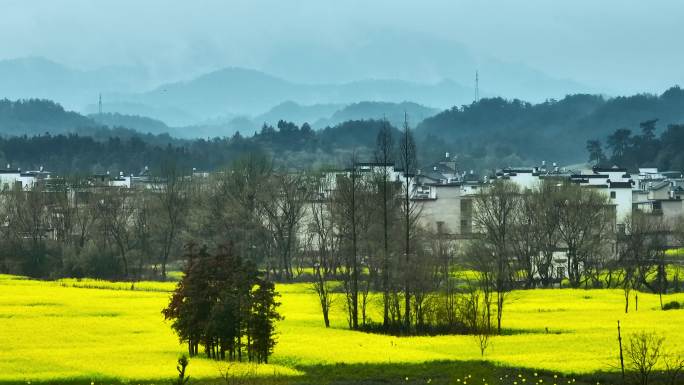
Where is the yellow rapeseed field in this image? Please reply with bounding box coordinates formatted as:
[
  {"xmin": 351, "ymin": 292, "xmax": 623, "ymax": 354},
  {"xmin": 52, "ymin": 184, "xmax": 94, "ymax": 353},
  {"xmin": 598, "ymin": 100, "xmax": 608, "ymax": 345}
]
[{"xmin": 0, "ymin": 274, "xmax": 682, "ymax": 383}]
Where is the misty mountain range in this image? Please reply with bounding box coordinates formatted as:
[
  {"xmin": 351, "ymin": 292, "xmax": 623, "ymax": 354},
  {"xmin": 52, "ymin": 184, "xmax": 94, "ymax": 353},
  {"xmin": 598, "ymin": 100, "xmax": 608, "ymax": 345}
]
[
  {"xmin": 85, "ymin": 101, "xmax": 439, "ymax": 139},
  {"xmin": 91, "ymin": 67, "xmax": 469, "ymax": 127},
  {"xmin": 0, "ymin": 53, "xmax": 590, "ymax": 129},
  {"xmin": 2, "ymin": 54, "xmax": 683, "ymax": 170}
]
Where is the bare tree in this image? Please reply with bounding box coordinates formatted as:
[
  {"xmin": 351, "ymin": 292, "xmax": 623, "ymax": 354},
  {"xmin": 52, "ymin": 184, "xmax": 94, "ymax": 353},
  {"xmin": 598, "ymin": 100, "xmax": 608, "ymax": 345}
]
[
  {"xmin": 511, "ymin": 191, "xmax": 539, "ymax": 288},
  {"xmin": 133, "ymin": 190, "xmax": 154, "ymax": 280},
  {"xmin": 260, "ymin": 173, "xmax": 311, "ymax": 280},
  {"xmin": 203, "ymin": 154, "xmax": 272, "ymax": 267},
  {"xmin": 153, "ymin": 161, "xmax": 190, "ymax": 279},
  {"xmin": 625, "ymin": 331, "xmax": 664, "ymax": 385},
  {"xmin": 464, "ymin": 238, "xmax": 495, "ymax": 333},
  {"xmin": 374, "ymin": 119, "xmax": 395, "ymax": 327},
  {"xmin": 308, "ymin": 182, "xmax": 339, "ymax": 328},
  {"xmin": 464, "ymin": 288, "xmax": 492, "ymax": 357},
  {"xmin": 528, "ymin": 181, "xmax": 562, "ymax": 287},
  {"xmin": 619, "ymin": 213, "xmax": 669, "ymax": 312},
  {"xmin": 472, "ymin": 180, "xmax": 519, "ymax": 334},
  {"xmin": 556, "ymin": 183, "xmax": 613, "ymax": 288},
  {"xmin": 6, "ymin": 183, "xmax": 51, "ymax": 276},
  {"xmin": 332, "ymin": 153, "xmax": 361, "ymax": 329},
  {"xmin": 312, "ymin": 259, "xmax": 335, "ymax": 328},
  {"xmin": 435, "ymin": 222, "xmax": 458, "ymax": 326},
  {"xmin": 71, "ymin": 179, "xmax": 98, "ymax": 250},
  {"xmin": 663, "ymin": 349, "xmax": 684, "ymax": 385},
  {"xmin": 96, "ymin": 187, "xmax": 135, "ymax": 278},
  {"xmin": 398, "ymin": 113, "xmax": 418, "ymax": 329},
  {"xmin": 51, "ymin": 178, "xmax": 76, "ymax": 247}
]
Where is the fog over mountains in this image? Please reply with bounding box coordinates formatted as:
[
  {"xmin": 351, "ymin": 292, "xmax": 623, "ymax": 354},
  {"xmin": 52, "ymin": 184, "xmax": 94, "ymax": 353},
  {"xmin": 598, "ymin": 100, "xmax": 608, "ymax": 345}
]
[{"xmin": 0, "ymin": 54, "xmax": 587, "ymax": 129}]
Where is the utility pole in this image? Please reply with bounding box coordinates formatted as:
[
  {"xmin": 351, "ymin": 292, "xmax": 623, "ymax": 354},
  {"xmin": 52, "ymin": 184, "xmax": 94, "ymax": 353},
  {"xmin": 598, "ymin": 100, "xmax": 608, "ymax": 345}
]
[
  {"xmin": 98, "ymin": 93, "xmax": 103, "ymax": 115},
  {"xmin": 475, "ymin": 70, "xmax": 480, "ymax": 103}
]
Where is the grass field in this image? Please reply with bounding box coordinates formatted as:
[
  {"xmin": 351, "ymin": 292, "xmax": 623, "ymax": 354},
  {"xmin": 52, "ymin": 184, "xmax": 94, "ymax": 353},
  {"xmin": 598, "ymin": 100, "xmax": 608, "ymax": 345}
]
[{"xmin": 0, "ymin": 274, "xmax": 682, "ymax": 384}]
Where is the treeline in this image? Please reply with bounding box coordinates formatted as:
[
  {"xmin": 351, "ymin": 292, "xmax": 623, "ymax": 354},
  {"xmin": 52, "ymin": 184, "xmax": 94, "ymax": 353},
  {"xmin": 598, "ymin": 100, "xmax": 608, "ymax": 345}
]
[
  {"xmin": 2, "ymin": 138, "xmax": 683, "ymax": 337},
  {"xmin": 0, "ymin": 173, "xmax": 189, "ymax": 278},
  {"xmin": 7, "ymin": 91, "xmax": 684, "ymax": 176},
  {"xmin": 0, "ymin": 99, "xmax": 401, "ymax": 173},
  {"xmin": 468, "ymin": 179, "xmax": 683, "ymax": 335},
  {"xmin": 308, "ymin": 160, "xmax": 684, "ymax": 339},
  {"xmin": 587, "ymin": 120, "xmax": 684, "ymax": 171},
  {"xmin": 0, "ymin": 133, "xmax": 245, "ymax": 175}
]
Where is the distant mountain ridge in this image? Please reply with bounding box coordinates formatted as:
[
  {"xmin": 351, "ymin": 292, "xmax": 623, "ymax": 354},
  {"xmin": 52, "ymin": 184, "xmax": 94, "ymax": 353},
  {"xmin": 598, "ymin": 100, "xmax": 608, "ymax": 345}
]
[
  {"xmin": 0, "ymin": 55, "xmax": 590, "ymax": 128},
  {"xmin": 170, "ymin": 101, "xmax": 439, "ymax": 138},
  {"xmin": 109, "ymin": 67, "xmax": 471, "ymax": 125},
  {"xmin": 0, "ymin": 57, "xmax": 155, "ymax": 111},
  {"xmin": 255, "ymin": 101, "xmax": 344, "ymax": 127},
  {"xmin": 318, "ymin": 101, "xmax": 439, "ymax": 129}
]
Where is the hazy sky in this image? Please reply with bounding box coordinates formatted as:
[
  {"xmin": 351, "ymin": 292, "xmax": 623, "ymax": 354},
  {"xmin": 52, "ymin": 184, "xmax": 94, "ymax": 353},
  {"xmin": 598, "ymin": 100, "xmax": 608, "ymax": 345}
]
[{"xmin": 2, "ymin": 0, "xmax": 683, "ymax": 94}]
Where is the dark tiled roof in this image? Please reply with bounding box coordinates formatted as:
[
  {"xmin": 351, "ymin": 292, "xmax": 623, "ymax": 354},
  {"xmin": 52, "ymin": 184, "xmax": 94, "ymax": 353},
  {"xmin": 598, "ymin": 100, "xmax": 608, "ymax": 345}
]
[
  {"xmin": 356, "ymin": 162, "xmax": 394, "ymax": 167},
  {"xmin": 609, "ymin": 181, "xmax": 633, "ymax": 188},
  {"xmin": 592, "ymin": 166, "xmax": 628, "ymax": 173}
]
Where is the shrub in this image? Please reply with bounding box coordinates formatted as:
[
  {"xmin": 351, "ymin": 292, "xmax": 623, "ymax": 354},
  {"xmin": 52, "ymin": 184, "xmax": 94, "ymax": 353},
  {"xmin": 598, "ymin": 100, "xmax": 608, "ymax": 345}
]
[{"xmin": 662, "ymin": 301, "xmax": 681, "ymax": 311}]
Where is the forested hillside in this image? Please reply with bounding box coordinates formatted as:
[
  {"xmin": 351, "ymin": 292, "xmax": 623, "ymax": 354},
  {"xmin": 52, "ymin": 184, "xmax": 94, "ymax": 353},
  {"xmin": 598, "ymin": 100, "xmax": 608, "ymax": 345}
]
[
  {"xmin": 0, "ymin": 99, "xmax": 95, "ymax": 136},
  {"xmin": 3, "ymin": 88, "xmax": 684, "ymax": 174},
  {"xmin": 592, "ymin": 119, "xmax": 684, "ymax": 171},
  {"xmin": 0, "ymin": 118, "xmax": 399, "ymax": 174},
  {"xmin": 417, "ymin": 86, "xmax": 684, "ymax": 169},
  {"xmin": 88, "ymin": 112, "xmax": 171, "ymax": 135}
]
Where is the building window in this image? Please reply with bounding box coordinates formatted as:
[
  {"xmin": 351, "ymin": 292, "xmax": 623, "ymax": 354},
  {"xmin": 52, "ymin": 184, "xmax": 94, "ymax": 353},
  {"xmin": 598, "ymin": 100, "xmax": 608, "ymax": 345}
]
[
  {"xmin": 610, "ymin": 191, "xmax": 616, "ymax": 199},
  {"xmin": 460, "ymin": 219, "xmax": 471, "ymax": 234}
]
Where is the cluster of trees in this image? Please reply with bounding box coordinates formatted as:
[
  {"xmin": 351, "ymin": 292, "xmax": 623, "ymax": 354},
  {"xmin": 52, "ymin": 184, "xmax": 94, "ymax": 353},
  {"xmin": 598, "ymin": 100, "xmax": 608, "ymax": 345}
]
[
  {"xmin": 0, "ymin": 151, "xmax": 324, "ymax": 281},
  {"xmin": 0, "ymin": 132, "xmax": 252, "ymax": 175},
  {"xmin": 0, "ymin": 120, "xmax": 400, "ymax": 175},
  {"xmin": 468, "ymin": 179, "xmax": 684, "ymax": 338},
  {"xmin": 163, "ymin": 243, "xmax": 281, "ymax": 363},
  {"xmin": 465, "ymin": 180, "xmax": 615, "ymax": 334},
  {"xmin": 308, "ymin": 122, "xmax": 418, "ymax": 332},
  {"xmin": 0, "ymin": 98, "xmax": 410, "ymax": 174},
  {"xmin": 306, "ymin": 160, "xmax": 681, "ymax": 339},
  {"xmin": 0, "ymin": 164, "xmax": 192, "ymax": 279},
  {"xmin": 307, "ymin": 122, "xmax": 486, "ymax": 336},
  {"xmin": 587, "ymin": 120, "xmax": 684, "ymax": 171}
]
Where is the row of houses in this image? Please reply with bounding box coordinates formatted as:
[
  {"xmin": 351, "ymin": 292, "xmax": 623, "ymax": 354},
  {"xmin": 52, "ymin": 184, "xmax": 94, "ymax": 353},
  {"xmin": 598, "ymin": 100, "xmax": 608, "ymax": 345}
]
[
  {"xmin": 7, "ymin": 156, "xmax": 682, "ymax": 234},
  {"xmin": 316, "ymin": 154, "xmax": 684, "ymax": 281},
  {"xmin": 0, "ymin": 166, "xmax": 52, "ymax": 191},
  {"xmin": 0, "ymin": 165, "xmax": 214, "ymax": 192},
  {"xmin": 409, "ymin": 154, "xmax": 684, "ymax": 234}
]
